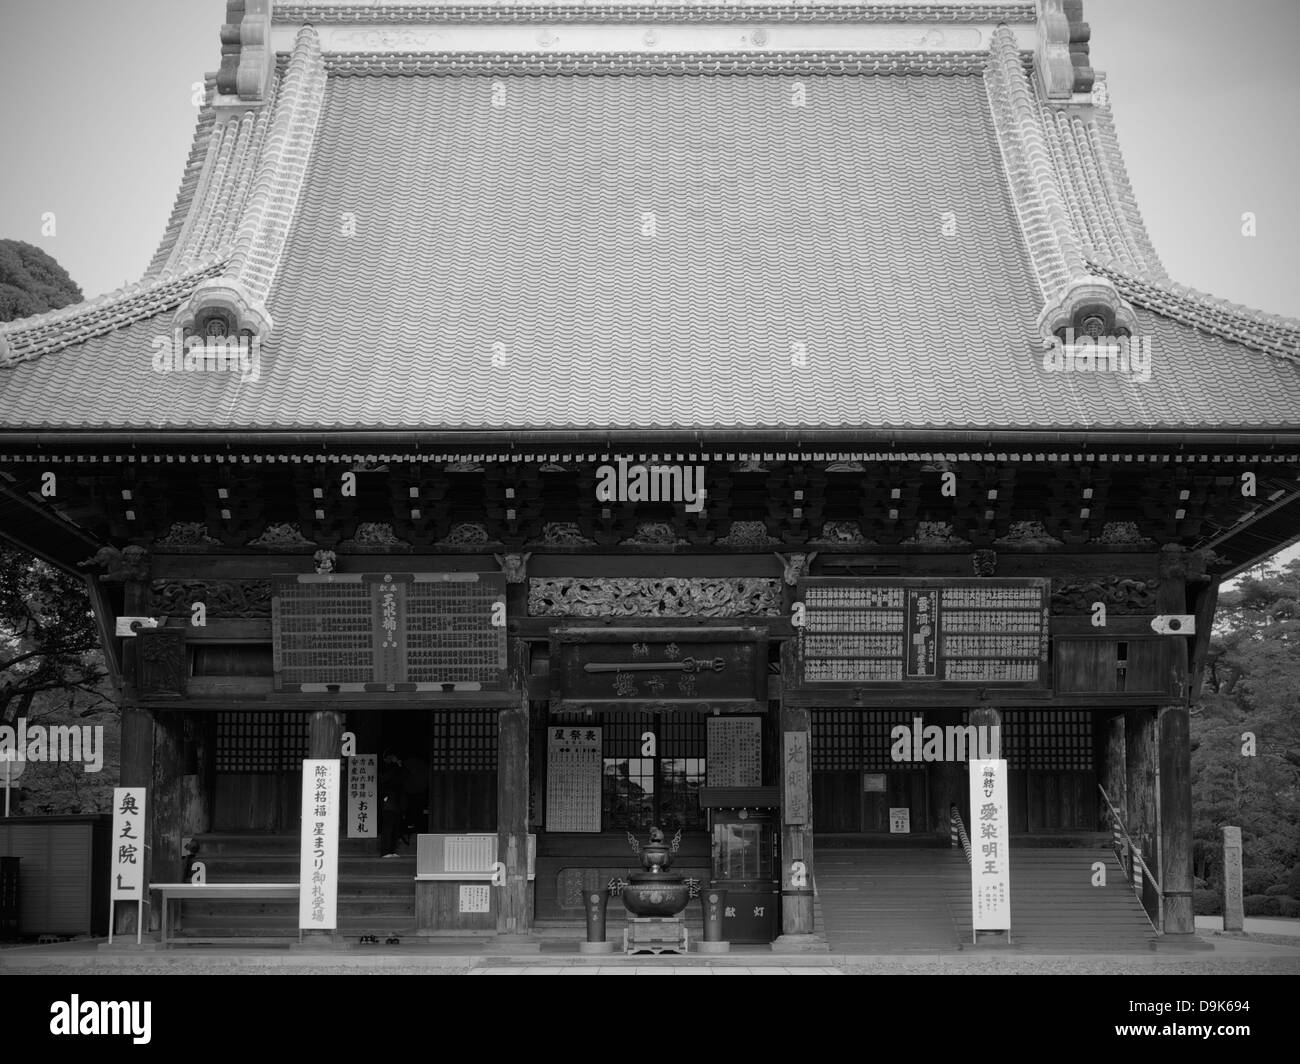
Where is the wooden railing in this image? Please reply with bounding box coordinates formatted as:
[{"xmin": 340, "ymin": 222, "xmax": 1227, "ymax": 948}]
[
  {"xmin": 1098, "ymin": 785, "xmax": 1162, "ymax": 931},
  {"xmin": 949, "ymin": 804, "xmax": 973, "ymax": 864}
]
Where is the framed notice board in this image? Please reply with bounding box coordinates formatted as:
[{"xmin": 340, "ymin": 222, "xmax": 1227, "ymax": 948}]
[
  {"xmin": 272, "ymin": 572, "xmax": 508, "ymax": 692},
  {"xmin": 796, "ymin": 578, "xmax": 1050, "ymax": 689}
]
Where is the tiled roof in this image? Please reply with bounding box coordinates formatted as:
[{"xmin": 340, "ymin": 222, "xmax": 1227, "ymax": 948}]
[
  {"xmin": 2, "ymin": 18, "xmax": 1298, "ymax": 436},
  {"xmin": 273, "ymin": 3, "xmax": 1040, "ymax": 25}
]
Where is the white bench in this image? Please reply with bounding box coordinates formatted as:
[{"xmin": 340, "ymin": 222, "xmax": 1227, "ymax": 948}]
[{"xmin": 151, "ymin": 882, "xmax": 300, "ymax": 945}]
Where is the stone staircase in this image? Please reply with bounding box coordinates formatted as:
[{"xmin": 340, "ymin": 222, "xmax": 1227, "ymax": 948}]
[
  {"xmin": 173, "ymin": 834, "xmax": 416, "ymax": 940},
  {"xmin": 943, "ymin": 847, "xmax": 1157, "ymax": 951},
  {"xmin": 815, "ymin": 843, "xmax": 1156, "ymax": 953}
]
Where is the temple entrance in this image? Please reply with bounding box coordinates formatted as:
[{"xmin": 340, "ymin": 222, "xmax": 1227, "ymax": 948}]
[
  {"xmin": 811, "ymin": 709, "xmax": 1101, "ymax": 837},
  {"xmin": 212, "ymin": 711, "xmax": 309, "ymax": 832}
]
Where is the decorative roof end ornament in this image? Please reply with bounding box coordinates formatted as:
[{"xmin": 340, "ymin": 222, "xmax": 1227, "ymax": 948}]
[
  {"xmin": 1037, "ymin": 277, "xmax": 1140, "ymax": 348},
  {"xmin": 217, "ymin": 0, "xmax": 275, "ymax": 104},
  {"xmin": 1035, "ymin": 0, "xmax": 1094, "ymax": 102},
  {"xmin": 172, "ymin": 278, "xmax": 274, "ymax": 343}
]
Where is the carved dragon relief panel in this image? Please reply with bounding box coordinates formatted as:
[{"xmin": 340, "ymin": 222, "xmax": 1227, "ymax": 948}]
[{"xmin": 528, "ymin": 577, "xmax": 782, "ymax": 617}]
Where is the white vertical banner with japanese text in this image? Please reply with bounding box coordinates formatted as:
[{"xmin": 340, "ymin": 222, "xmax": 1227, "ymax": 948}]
[
  {"xmin": 969, "ymin": 758, "xmax": 1010, "ymax": 930},
  {"xmin": 347, "ymin": 754, "xmax": 377, "ymax": 839},
  {"xmin": 110, "ymin": 787, "xmax": 146, "ymax": 901},
  {"xmin": 300, "ymin": 759, "xmax": 340, "ymax": 930}
]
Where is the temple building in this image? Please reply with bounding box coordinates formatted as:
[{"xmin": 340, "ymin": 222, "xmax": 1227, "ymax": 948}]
[{"xmin": 1, "ymin": 0, "xmax": 1298, "ymax": 950}]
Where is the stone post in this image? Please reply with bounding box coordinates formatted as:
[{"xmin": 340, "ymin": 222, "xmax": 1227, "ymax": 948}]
[{"xmin": 1221, "ymin": 826, "xmax": 1244, "ymax": 932}]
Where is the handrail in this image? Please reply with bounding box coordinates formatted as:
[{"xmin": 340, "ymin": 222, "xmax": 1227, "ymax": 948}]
[
  {"xmin": 949, "ymin": 804, "xmax": 973, "ymax": 864},
  {"xmin": 1097, "ymin": 784, "xmax": 1162, "ymax": 894}
]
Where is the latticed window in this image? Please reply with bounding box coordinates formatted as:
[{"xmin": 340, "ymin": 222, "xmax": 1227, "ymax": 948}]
[
  {"xmin": 215, "ymin": 712, "xmax": 309, "ymax": 772},
  {"xmin": 593, "ymin": 712, "xmax": 707, "ymax": 831},
  {"xmin": 1002, "ymin": 710, "xmax": 1093, "ymax": 770},
  {"xmin": 431, "ymin": 709, "xmax": 498, "ymax": 770},
  {"xmin": 811, "ymin": 709, "xmax": 926, "ymax": 771}
]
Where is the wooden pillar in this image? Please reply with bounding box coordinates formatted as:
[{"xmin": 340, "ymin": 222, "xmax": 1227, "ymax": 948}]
[
  {"xmin": 1101, "ymin": 712, "xmax": 1127, "ymax": 823},
  {"xmin": 113, "ymin": 568, "xmax": 155, "ymax": 937},
  {"xmin": 151, "ymin": 711, "xmax": 187, "ymax": 899},
  {"xmin": 1124, "ymin": 707, "xmax": 1158, "ymax": 869},
  {"xmin": 496, "ymin": 684, "xmax": 531, "ymax": 935},
  {"xmin": 773, "ymin": 640, "xmax": 825, "ymax": 950},
  {"xmin": 180, "ymin": 714, "xmax": 212, "ymax": 841},
  {"xmin": 496, "ymin": 559, "xmax": 533, "ymax": 940},
  {"xmin": 1159, "ymin": 704, "xmax": 1195, "ymax": 935},
  {"xmin": 308, "ymin": 710, "xmax": 344, "ymax": 760}
]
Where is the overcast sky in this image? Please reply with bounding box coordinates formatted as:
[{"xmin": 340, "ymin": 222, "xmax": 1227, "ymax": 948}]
[{"xmin": 0, "ymin": 0, "xmax": 1295, "ymax": 574}]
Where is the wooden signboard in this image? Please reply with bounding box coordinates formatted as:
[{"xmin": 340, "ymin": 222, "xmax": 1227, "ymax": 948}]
[
  {"xmin": 272, "ymin": 572, "xmax": 507, "ymax": 693},
  {"xmin": 782, "ymin": 731, "xmax": 809, "ymax": 826},
  {"xmin": 550, "ymin": 626, "xmax": 768, "ymax": 712},
  {"xmin": 796, "ymin": 578, "xmax": 1049, "ymax": 689}
]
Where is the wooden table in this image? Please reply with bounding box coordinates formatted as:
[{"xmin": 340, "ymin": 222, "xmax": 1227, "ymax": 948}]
[{"xmin": 151, "ymin": 882, "xmax": 300, "ymax": 945}]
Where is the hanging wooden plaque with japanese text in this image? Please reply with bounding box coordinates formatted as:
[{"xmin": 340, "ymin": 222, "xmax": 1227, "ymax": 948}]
[
  {"xmin": 550, "ymin": 626, "xmax": 768, "ymax": 713},
  {"xmin": 272, "ymin": 572, "xmax": 507, "ymax": 693},
  {"xmin": 795, "ymin": 578, "xmax": 1049, "ymax": 689}
]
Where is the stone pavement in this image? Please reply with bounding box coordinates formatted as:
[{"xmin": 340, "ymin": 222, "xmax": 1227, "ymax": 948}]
[{"xmin": 1, "ymin": 928, "xmax": 1297, "ymax": 975}]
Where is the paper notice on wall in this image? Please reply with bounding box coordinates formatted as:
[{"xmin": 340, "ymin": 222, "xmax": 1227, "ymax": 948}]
[
  {"xmin": 347, "ymin": 754, "xmax": 377, "ymax": 839},
  {"xmin": 546, "ymin": 727, "xmax": 602, "ymax": 833},
  {"xmin": 707, "ymin": 716, "xmax": 762, "ymax": 787}
]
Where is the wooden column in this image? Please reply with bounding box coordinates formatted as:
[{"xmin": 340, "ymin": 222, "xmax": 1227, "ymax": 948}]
[
  {"xmin": 151, "ymin": 712, "xmax": 187, "ymax": 894},
  {"xmin": 1159, "ymin": 704, "xmax": 1195, "ymax": 935},
  {"xmin": 495, "ymin": 559, "xmax": 534, "ymax": 941},
  {"xmin": 496, "ymin": 684, "xmax": 531, "ymax": 935},
  {"xmin": 773, "ymin": 640, "xmax": 826, "ymax": 950},
  {"xmin": 308, "ymin": 710, "xmax": 344, "ymax": 760},
  {"xmin": 1101, "ymin": 712, "xmax": 1127, "ymax": 823},
  {"xmin": 1124, "ymin": 707, "xmax": 1158, "ymax": 870},
  {"xmin": 113, "ymin": 568, "xmax": 155, "ymax": 937},
  {"xmin": 180, "ymin": 714, "xmax": 213, "ymax": 841}
]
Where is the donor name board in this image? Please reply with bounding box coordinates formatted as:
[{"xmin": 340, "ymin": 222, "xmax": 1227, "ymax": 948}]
[
  {"xmin": 272, "ymin": 572, "xmax": 507, "ymax": 692},
  {"xmin": 796, "ymin": 578, "xmax": 1049, "ymax": 688}
]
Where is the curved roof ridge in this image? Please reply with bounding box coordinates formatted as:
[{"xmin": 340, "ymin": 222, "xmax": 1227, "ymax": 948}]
[
  {"xmin": 983, "ymin": 24, "xmax": 1087, "ymax": 305},
  {"xmin": 155, "ymin": 74, "xmax": 282, "ymax": 279},
  {"xmin": 1032, "ymin": 76, "xmax": 1166, "ymax": 280},
  {"xmin": 1093, "ymin": 260, "xmax": 1300, "ymax": 366},
  {"xmin": 1085, "ymin": 77, "xmax": 1168, "ymax": 280},
  {"xmin": 144, "ymin": 78, "xmax": 218, "ymax": 279},
  {"xmin": 273, "ymin": 2, "xmax": 1041, "ymax": 24},
  {"xmin": 224, "ymin": 26, "xmax": 327, "ymax": 305},
  {"xmin": 0, "ymin": 258, "xmax": 227, "ymax": 368}
]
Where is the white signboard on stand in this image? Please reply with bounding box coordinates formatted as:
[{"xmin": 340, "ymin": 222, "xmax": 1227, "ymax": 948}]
[
  {"xmin": 109, "ymin": 787, "xmax": 146, "ymax": 945},
  {"xmin": 300, "ymin": 759, "xmax": 340, "ymax": 930},
  {"xmin": 969, "ymin": 758, "xmax": 1011, "ymax": 932}
]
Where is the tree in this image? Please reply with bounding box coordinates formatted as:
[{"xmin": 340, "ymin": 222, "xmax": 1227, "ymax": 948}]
[
  {"xmin": 0, "ymin": 239, "xmax": 83, "ymax": 322},
  {"xmin": 0, "ymin": 548, "xmax": 109, "ymax": 728},
  {"xmin": 1193, "ymin": 559, "xmax": 1300, "ymax": 889}
]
